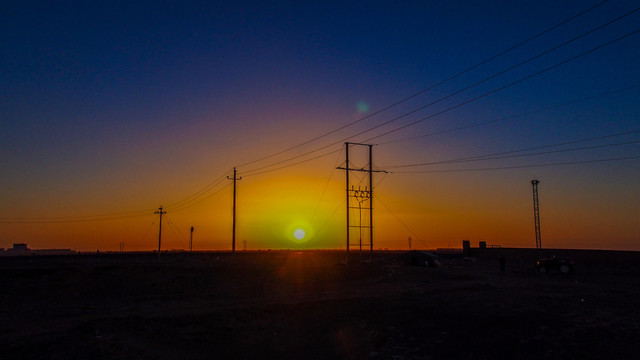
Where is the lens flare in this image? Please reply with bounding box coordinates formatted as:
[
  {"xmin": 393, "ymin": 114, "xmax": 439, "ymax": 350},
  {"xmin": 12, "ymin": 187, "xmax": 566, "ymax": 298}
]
[{"xmin": 356, "ymin": 101, "xmax": 369, "ymax": 113}]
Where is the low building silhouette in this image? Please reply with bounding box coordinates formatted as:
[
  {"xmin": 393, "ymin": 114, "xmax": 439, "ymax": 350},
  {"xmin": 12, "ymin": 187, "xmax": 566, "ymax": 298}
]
[{"xmin": 0, "ymin": 243, "xmax": 76, "ymax": 256}]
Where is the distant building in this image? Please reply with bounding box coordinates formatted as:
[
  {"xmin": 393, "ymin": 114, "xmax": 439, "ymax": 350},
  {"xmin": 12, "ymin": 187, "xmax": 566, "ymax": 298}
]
[
  {"xmin": 0, "ymin": 243, "xmax": 76, "ymax": 256},
  {"xmin": 11, "ymin": 243, "xmax": 29, "ymax": 252}
]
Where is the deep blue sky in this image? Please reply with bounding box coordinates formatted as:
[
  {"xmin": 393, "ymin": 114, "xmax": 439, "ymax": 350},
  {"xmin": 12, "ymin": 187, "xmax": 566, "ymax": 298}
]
[{"xmin": 1, "ymin": 1, "xmax": 639, "ymax": 250}]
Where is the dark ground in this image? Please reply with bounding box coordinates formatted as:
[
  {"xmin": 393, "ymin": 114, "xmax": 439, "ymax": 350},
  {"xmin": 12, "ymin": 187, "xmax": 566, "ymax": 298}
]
[{"xmin": 1, "ymin": 248, "xmax": 639, "ymax": 359}]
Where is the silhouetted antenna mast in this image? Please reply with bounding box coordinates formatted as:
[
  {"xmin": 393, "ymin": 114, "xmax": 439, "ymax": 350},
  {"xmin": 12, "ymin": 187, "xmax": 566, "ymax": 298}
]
[
  {"xmin": 154, "ymin": 206, "xmax": 167, "ymax": 257},
  {"xmin": 190, "ymin": 226, "xmax": 194, "ymax": 252},
  {"xmin": 227, "ymin": 168, "xmax": 242, "ymax": 264},
  {"xmin": 531, "ymin": 180, "xmax": 542, "ymax": 249},
  {"xmin": 337, "ymin": 142, "xmax": 386, "ymax": 258}
]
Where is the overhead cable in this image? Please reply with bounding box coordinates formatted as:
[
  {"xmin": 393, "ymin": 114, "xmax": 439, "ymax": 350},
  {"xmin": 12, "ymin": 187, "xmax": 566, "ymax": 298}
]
[{"xmin": 236, "ymin": 0, "xmax": 611, "ymax": 168}]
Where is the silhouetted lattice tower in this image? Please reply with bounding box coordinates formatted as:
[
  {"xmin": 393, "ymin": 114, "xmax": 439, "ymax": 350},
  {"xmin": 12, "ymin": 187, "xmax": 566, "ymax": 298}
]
[
  {"xmin": 531, "ymin": 180, "xmax": 542, "ymax": 249},
  {"xmin": 337, "ymin": 142, "xmax": 385, "ymax": 256}
]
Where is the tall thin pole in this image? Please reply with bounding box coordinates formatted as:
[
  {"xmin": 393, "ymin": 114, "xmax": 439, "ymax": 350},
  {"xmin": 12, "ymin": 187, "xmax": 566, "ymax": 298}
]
[
  {"xmin": 369, "ymin": 144, "xmax": 373, "ymax": 254},
  {"xmin": 228, "ymin": 168, "xmax": 242, "ymax": 264},
  {"xmin": 154, "ymin": 206, "xmax": 166, "ymax": 257},
  {"xmin": 345, "ymin": 143, "xmax": 350, "ymax": 253},
  {"xmin": 358, "ymin": 199, "xmax": 362, "ymax": 254},
  {"xmin": 190, "ymin": 226, "xmax": 194, "ymax": 252},
  {"xmin": 531, "ymin": 179, "xmax": 542, "ymax": 249}
]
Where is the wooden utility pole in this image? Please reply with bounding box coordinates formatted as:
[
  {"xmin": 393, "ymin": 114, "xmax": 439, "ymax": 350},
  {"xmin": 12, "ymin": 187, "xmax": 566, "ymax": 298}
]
[
  {"xmin": 368, "ymin": 144, "xmax": 373, "ymax": 254},
  {"xmin": 154, "ymin": 206, "xmax": 166, "ymax": 257},
  {"xmin": 345, "ymin": 144, "xmax": 350, "ymax": 253},
  {"xmin": 227, "ymin": 168, "xmax": 242, "ymax": 264}
]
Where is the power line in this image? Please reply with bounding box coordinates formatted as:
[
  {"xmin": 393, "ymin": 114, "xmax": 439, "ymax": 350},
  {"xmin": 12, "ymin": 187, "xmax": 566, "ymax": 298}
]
[
  {"xmin": 1, "ymin": 2, "xmax": 625, "ymax": 227},
  {"xmin": 164, "ymin": 214, "xmax": 190, "ymax": 249},
  {"xmin": 439, "ymin": 139, "xmax": 640, "ymax": 163},
  {"xmin": 242, "ymin": 147, "xmax": 343, "ymax": 177},
  {"xmin": 386, "ymin": 137, "xmax": 640, "ymax": 168},
  {"xmin": 306, "ymin": 199, "xmax": 346, "ymax": 247},
  {"xmin": 164, "ymin": 171, "xmax": 231, "ymax": 210},
  {"xmin": 0, "ymin": 211, "xmax": 154, "ymax": 224},
  {"xmin": 141, "ymin": 2, "xmax": 631, "ymax": 195},
  {"xmin": 394, "ymin": 155, "xmax": 640, "ymax": 173},
  {"xmin": 310, "ymin": 148, "xmax": 344, "ymax": 224},
  {"xmin": 235, "ymin": 0, "xmax": 610, "ymax": 169},
  {"xmin": 131, "ymin": 219, "xmax": 157, "ymax": 250},
  {"xmin": 0, "ymin": 179, "xmax": 231, "ymax": 223},
  {"xmin": 168, "ymin": 182, "xmax": 232, "ymax": 213},
  {"xmin": 354, "ymin": 7, "xmax": 639, "ymax": 140},
  {"xmin": 376, "ymin": 195, "xmax": 429, "ymax": 249},
  {"xmin": 241, "ymin": 22, "xmax": 640, "ymax": 176},
  {"xmin": 364, "ymin": 27, "xmax": 640, "ymax": 143},
  {"xmin": 377, "ymin": 85, "xmax": 640, "ymax": 146}
]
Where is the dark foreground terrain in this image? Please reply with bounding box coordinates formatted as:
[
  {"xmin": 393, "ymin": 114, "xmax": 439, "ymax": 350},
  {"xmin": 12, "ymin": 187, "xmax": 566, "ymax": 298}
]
[{"xmin": 1, "ymin": 248, "xmax": 639, "ymax": 359}]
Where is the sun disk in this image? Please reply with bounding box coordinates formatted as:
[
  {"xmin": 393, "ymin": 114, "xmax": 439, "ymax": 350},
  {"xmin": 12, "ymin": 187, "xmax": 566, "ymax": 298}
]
[{"xmin": 293, "ymin": 228, "xmax": 305, "ymax": 240}]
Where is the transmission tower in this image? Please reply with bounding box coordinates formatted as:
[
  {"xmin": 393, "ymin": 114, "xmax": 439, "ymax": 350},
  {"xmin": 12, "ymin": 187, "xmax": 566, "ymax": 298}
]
[
  {"xmin": 154, "ymin": 206, "xmax": 166, "ymax": 257},
  {"xmin": 337, "ymin": 142, "xmax": 386, "ymax": 256},
  {"xmin": 531, "ymin": 179, "xmax": 542, "ymax": 249}
]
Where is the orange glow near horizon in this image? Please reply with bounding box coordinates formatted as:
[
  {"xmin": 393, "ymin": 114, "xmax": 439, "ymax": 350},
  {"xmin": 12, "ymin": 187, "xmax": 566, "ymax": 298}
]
[
  {"xmin": 1, "ymin": 150, "xmax": 640, "ymax": 252},
  {"xmin": 1, "ymin": 153, "xmax": 639, "ymax": 252}
]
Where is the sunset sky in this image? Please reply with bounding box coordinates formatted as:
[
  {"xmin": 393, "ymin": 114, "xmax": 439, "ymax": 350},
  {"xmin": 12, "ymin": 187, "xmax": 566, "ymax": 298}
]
[{"xmin": 1, "ymin": 0, "xmax": 639, "ymax": 251}]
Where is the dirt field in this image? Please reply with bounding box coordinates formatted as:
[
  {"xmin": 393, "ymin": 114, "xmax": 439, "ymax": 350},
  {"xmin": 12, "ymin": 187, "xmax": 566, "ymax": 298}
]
[{"xmin": 1, "ymin": 249, "xmax": 639, "ymax": 359}]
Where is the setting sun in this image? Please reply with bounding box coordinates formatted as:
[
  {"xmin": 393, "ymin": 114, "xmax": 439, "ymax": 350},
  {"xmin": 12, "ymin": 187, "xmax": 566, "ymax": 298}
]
[{"xmin": 293, "ymin": 228, "xmax": 306, "ymax": 240}]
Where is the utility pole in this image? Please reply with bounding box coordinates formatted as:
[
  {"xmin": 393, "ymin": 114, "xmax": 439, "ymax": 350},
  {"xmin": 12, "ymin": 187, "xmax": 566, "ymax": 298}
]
[
  {"xmin": 531, "ymin": 180, "xmax": 542, "ymax": 249},
  {"xmin": 337, "ymin": 142, "xmax": 386, "ymax": 258},
  {"xmin": 154, "ymin": 206, "xmax": 166, "ymax": 257},
  {"xmin": 345, "ymin": 144, "xmax": 350, "ymax": 253},
  {"xmin": 227, "ymin": 168, "xmax": 242, "ymax": 264},
  {"xmin": 368, "ymin": 144, "xmax": 374, "ymax": 254},
  {"xmin": 190, "ymin": 226, "xmax": 194, "ymax": 252}
]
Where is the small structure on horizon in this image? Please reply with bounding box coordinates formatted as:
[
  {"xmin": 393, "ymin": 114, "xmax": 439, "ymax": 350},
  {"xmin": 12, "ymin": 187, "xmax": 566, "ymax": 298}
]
[{"xmin": 0, "ymin": 243, "xmax": 76, "ymax": 256}]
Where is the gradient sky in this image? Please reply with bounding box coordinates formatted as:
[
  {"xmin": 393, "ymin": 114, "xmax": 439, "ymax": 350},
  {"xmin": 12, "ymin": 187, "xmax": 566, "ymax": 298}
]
[{"xmin": 1, "ymin": 0, "xmax": 639, "ymax": 251}]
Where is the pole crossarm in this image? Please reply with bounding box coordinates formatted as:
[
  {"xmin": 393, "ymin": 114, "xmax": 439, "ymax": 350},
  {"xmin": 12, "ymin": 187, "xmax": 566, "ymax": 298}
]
[{"xmin": 336, "ymin": 167, "xmax": 387, "ymax": 173}]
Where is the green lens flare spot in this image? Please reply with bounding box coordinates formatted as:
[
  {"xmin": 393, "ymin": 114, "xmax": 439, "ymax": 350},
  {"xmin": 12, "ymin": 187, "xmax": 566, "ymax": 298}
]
[{"xmin": 356, "ymin": 101, "xmax": 369, "ymax": 113}]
